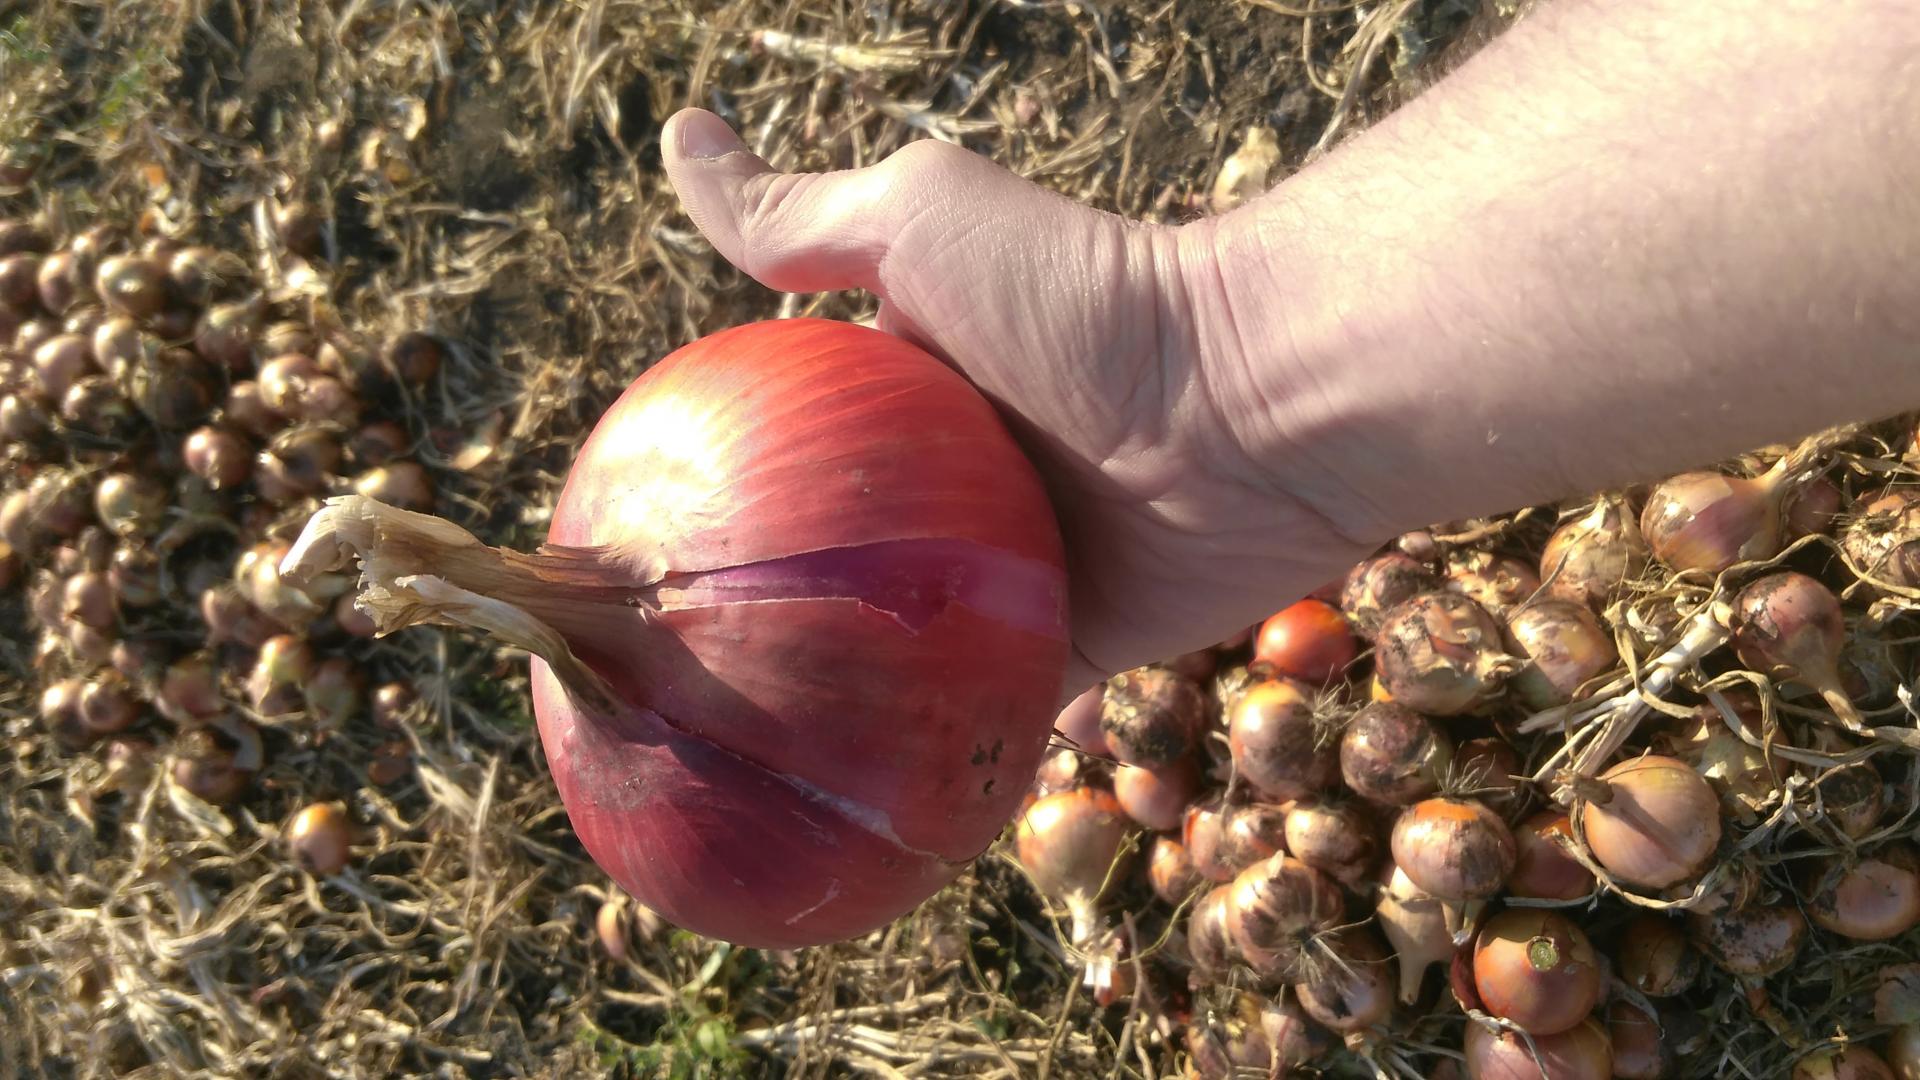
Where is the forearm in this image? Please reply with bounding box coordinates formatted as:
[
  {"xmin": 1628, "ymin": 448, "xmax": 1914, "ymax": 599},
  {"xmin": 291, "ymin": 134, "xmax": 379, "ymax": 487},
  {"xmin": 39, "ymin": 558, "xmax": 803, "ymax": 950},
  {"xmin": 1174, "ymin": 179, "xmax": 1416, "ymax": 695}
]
[{"xmin": 1193, "ymin": 0, "xmax": 1920, "ymax": 543}]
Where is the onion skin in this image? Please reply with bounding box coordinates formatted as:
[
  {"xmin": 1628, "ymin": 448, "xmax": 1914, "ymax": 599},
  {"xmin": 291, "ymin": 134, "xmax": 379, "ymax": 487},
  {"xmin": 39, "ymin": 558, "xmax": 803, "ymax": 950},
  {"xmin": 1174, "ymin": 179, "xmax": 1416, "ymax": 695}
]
[
  {"xmin": 1187, "ymin": 884, "xmax": 1237, "ymax": 975},
  {"xmin": 1283, "ymin": 796, "xmax": 1378, "ymax": 888},
  {"xmin": 1508, "ymin": 811, "xmax": 1594, "ymax": 901},
  {"xmin": 1053, "ymin": 685, "xmax": 1109, "ymax": 758},
  {"xmin": 1342, "ymin": 552, "xmax": 1443, "ymax": 637},
  {"xmin": 1374, "ymin": 592, "xmax": 1519, "ymax": 716},
  {"xmin": 1228, "ymin": 676, "xmax": 1338, "ymax": 801},
  {"xmin": 1224, "ymin": 853, "xmax": 1343, "ymax": 978},
  {"xmin": 287, "ymin": 802, "xmax": 353, "ymax": 875},
  {"xmin": 1792, "ymin": 1047, "xmax": 1897, "ymax": 1080},
  {"xmin": 1339, "ymin": 701, "xmax": 1452, "ymax": 806},
  {"xmin": 1607, "ymin": 1000, "xmax": 1669, "ymax": 1080},
  {"xmin": 1112, "ymin": 757, "xmax": 1200, "ymax": 832},
  {"xmin": 1017, "ymin": 787, "xmax": 1131, "ymax": 943},
  {"xmin": 1390, "ymin": 797, "xmax": 1515, "ymax": 901},
  {"xmin": 1184, "ymin": 798, "xmax": 1237, "ymax": 883},
  {"xmin": 1616, "ymin": 913, "xmax": 1701, "ymax": 998},
  {"xmin": 1463, "ymin": 1017, "xmax": 1612, "ymax": 1080},
  {"xmin": 1575, "ymin": 755, "xmax": 1721, "ymax": 890},
  {"xmin": 1689, "ymin": 902, "xmax": 1807, "ymax": 977},
  {"xmin": 1294, "ymin": 926, "xmax": 1395, "ymax": 1033},
  {"xmin": 283, "ymin": 321, "xmax": 1070, "ymax": 949},
  {"xmin": 1101, "ymin": 666, "xmax": 1205, "ymax": 768},
  {"xmin": 1471, "ymin": 910, "xmax": 1600, "ymax": 1036},
  {"xmin": 1446, "ymin": 550, "xmax": 1542, "ymax": 620},
  {"xmin": 1730, "ymin": 570, "xmax": 1861, "ymax": 727},
  {"xmin": 1804, "ymin": 845, "xmax": 1920, "ymax": 942},
  {"xmin": 1375, "ymin": 861, "xmax": 1452, "ymax": 1004},
  {"xmin": 1148, "ymin": 835, "xmax": 1200, "ymax": 905},
  {"xmin": 1640, "ymin": 468, "xmax": 1782, "ymax": 574},
  {"xmin": 1254, "ymin": 598, "xmax": 1359, "ymax": 685},
  {"xmin": 1218, "ymin": 801, "xmax": 1292, "ymax": 877},
  {"xmin": 1784, "ymin": 475, "xmax": 1843, "ymax": 539},
  {"xmin": 1841, "ymin": 490, "xmax": 1920, "ymax": 592},
  {"xmin": 1504, "ymin": 600, "xmax": 1617, "ymax": 710}
]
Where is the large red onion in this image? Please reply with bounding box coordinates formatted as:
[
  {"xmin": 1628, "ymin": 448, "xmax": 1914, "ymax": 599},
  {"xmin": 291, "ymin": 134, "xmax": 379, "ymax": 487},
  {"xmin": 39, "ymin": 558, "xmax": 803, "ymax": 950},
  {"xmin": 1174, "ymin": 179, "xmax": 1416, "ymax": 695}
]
[{"xmin": 282, "ymin": 320, "xmax": 1069, "ymax": 948}]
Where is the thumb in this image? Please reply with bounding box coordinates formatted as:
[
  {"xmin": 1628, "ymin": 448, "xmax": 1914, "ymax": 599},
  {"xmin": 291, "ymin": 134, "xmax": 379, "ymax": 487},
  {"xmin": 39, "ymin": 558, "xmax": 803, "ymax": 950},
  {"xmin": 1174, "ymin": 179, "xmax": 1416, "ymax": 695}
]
[{"xmin": 662, "ymin": 108, "xmax": 1005, "ymax": 296}]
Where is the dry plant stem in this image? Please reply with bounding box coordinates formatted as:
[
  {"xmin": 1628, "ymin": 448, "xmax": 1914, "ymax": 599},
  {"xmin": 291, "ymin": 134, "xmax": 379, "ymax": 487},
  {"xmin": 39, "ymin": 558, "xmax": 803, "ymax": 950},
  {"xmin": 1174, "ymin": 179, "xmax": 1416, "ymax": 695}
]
[{"xmin": 1530, "ymin": 608, "xmax": 1728, "ymax": 792}]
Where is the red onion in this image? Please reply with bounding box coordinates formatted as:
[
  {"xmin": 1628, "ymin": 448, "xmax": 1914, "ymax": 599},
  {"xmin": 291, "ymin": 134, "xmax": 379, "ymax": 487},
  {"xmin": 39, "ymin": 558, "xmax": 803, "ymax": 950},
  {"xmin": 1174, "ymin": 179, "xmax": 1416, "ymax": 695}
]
[
  {"xmin": 1253, "ymin": 598, "xmax": 1359, "ymax": 685},
  {"xmin": 1573, "ymin": 755, "xmax": 1721, "ymax": 889},
  {"xmin": 1804, "ymin": 845, "xmax": 1920, "ymax": 941},
  {"xmin": 1689, "ymin": 902, "xmax": 1806, "ymax": 977},
  {"xmin": 1340, "ymin": 701, "xmax": 1452, "ymax": 806},
  {"xmin": 1341, "ymin": 552, "xmax": 1442, "ymax": 637},
  {"xmin": 1294, "ymin": 926, "xmax": 1394, "ymax": 1033},
  {"xmin": 1504, "ymin": 599, "xmax": 1618, "ymax": 709},
  {"xmin": 1445, "ymin": 549, "xmax": 1542, "ymax": 619},
  {"xmin": 1148, "ymin": 834, "xmax": 1200, "ymax": 904},
  {"xmin": 1793, "ymin": 1047, "xmax": 1897, "ymax": 1080},
  {"xmin": 1508, "ymin": 811, "xmax": 1594, "ymax": 901},
  {"xmin": 1390, "ymin": 797, "xmax": 1515, "ymax": 902},
  {"xmin": 1223, "ymin": 853, "xmax": 1342, "ymax": 978},
  {"xmin": 285, "ymin": 321, "xmax": 1071, "ymax": 947},
  {"xmin": 1540, "ymin": 495, "xmax": 1647, "ymax": 609},
  {"xmin": 1464, "ymin": 1017, "xmax": 1612, "ymax": 1080},
  {"xmin": 1101, "ymin": 666, "xmax": 1205, "ymax": 768},
  {"xmin": 1616, "ymin": 913, "xmax": 1700, "ymax": 998},
  {"xmin": 1016, "ymin": 787, "xmax": 1131, "ymax": 944},
  {"xmin": 1227, "ymin": 676, "xmax": 1338, "ymax": 801},
  {"xmin": 1472, "ymin": 909, "xmax": 1601, "ymax": 1036},
  {"xmin": 287, "ymin": 802, "xmax": 353, "ymax": 875},
  {"xmin": 1375, "ymin": 860, "xmax": 1452, "ymax": 1004},
  {"xmin": 1730, "ymin": 570, "xmax": 1861, "ymax": 729},
  {"xmin": 1282, "ymin": 796, "xmax": 1378, "ymax": 888},
  {"xmin": 1374, "ymin": 592, "xmax": 1519, "ymax": 715}
]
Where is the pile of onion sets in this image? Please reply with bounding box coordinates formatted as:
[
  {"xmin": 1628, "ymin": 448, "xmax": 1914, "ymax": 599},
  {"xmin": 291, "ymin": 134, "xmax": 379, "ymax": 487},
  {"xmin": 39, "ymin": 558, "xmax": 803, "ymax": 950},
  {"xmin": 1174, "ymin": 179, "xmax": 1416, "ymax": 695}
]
[
  {"xmin": 1014, "ymin": 425, "xmax": 1920, "ymax": 1079},
  {"xmin": 281, "ymin": 319, "xmax": 1073, "ymax": 948}
]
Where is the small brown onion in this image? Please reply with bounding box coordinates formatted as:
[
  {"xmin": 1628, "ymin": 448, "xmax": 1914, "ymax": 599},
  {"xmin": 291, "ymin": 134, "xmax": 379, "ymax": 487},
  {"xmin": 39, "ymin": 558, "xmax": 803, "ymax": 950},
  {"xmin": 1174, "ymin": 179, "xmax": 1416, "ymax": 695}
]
[
  {"xmin": 0, "ymin": 393, "xmax": 50, "ymax": 442},
  {"xmin": 1816, "ymin": 760, "xmax": 1884, "ymax": 837},
  {"xmin": 384, "ymin": 330, "xmax": 444, "ymax": 385},
  {"xmin": 36, "ymin": 251, "xmax": 84, "ymax": 314},
  {"xmin": 1228, "ymin": 676, "xmax": 1338, "ymax": 801},
  {"xmin": 1341, "ymin": 552, "xmax": 1443, "ymax": 637},
  {"xmin": 31, "ymin": 333, "xmax": 96, "ymax": 401},
  {"xmin": 60, "ymin": 374, "xmax": 140, "ymax": 437},
  {"xmin": 108, "ymin": 545, "xmax": 162, "ymax": 608},
  {"xmin": 1455, "ymin": 737, "xmax": 1523, "ymax": 806},
  {"xmin": 1374, "ymin": 592, "xmax": 1519, "ymax": 715},
  {"xmin": 1616, "ymin": 913, "xmax": 1701, "ymax": 998},
  {"xmin": 258, "ymin": 425, "xmax": 342, "ymax": 497},
  {"xmin": 1053, "ymin": 685, "xmax": 1108, "ymax": 758},
  {"xmin": 155, "ymin": 652, "xmax": 222, "ymax": 723},
  {"xmin": 371, "ymin": 682, "xmax": 418, "ymax": 729},
  {"xmin": 1607, "ymin": 1000, "xmax": 1669, "ymax": 1080},
  {"xmin": 1793, "ymin": 1046, "xmax": 1897, "ymax": 1080},
  {"xmin": 1100, "ymin": 666, "xmax": 1205, "ymax": 769},
  {"xmin": 110, "ymin": 638, "xmax": 171, "ymax": 684},
  {"xmin": 93, "ymin": 472, "xmax": 165, "ymax": 537},
  {"xmin": 289, "ymin": 372, "xmax": 361, "ymax": 427},
  {"xmin": 1113, "ymin": 758, "xmax": 1200, "ymax": 832},
  {"xmin": 1375, "ymin": 860, "xmax": 1452, "ymax": 1004},
  {"xmin": 1504, "ymin": 599, "xmax": 1618, "ymax": 709},
  {"xmin": 40, "ymin": 678, "xmax": 91, "ymax": 748},
  {"xmin": 95, "ymin": 255, "xmax": 171, "ymax": 318},
  {"xmin": 257, "ymin": 352, "xmax": 320, "ymax": 414},
  {"xmin": 1784, "ymin": 475, "xmax": 1844, "ymax": 539},
  {"xmin": 1187, "ymin": 884, "xmax": 1236, "ymax": 975},
  {"xmin": 171, "ymin": 723, "xmax": 261, "ymax": 805},
  {"xmin": 261, "ymin": 320, "xmax": 315, "ymax": 357},
  {"xmin": 1473, "ymin": 909, "xmax": 1600, "ymax": 1036},
  {"xmin": 1841, "ymin": 489, "xmax": 1920, "ymax": 593},
  {"xmin": 352, "ymin": 460, "xmax": 434, "ymax": 512},
  {"xmin": 1463, "ymin": 1017, "xmax": 1612, "ymax": 1080},
  {"xmin": 1445, "ymin": 549, "xmax": 1542, "ymax": 619},
  {"xmin": 1730, "ymin": 571, "xmax": 1862, "ymax": 728},
  {"xmin": 126, "ymin": 346, "xmax": 216, "ymax": 429},
  {"xmin": 304, "ymin": 657, "xmax": 365, "ymax": 727},
  {"xmin": 248, "ymin": 634, "xmax": 318, "ymax": 715},
  {"xmin": 1148, "ymin": 834, "xmax": 1200, "ymax": 905},
  {"xmin": 1640, "ymin": 465, "xmax": 1790, "ymax": 573},
  {"xmin": 184, "ymin": 426, "xmax": 253, "ymax": 489},
  {"xmin": 91, "ymin": 316, "xmax": 147, "ymax": 375},
  {"xmin": 368, "ymin": 740, "xmax": 414, "ymax": 787},
  {"xmin": 1186, "ymin": 992, "xmax": 1277, "ymax": 1077},
  {"xmin": 1283, "ymin": 796, "xmax": 1378, "ymax": 888},
  {"xmin": 63, "ymin": 570, "xmax": 117, "ymax": 628},
  {"xmin": 0, "ymin": 220, "xmax": 49, "ymax": 256},
  {"xmin": 1224, "ymin": 853, "xmax": 1343, "ymax": 978},
  {"xmin": 0, "ymin": 252, "xmax": 41, "ymax": 309},
  {"xmin": 1339, "ymin": 701, "xmax": 1452, "ymax": 806},
  {"xmin": 1391, "ymin": 797, "xmax": 1515, "ymax": 901},
  {"xmin": 1254, "ymin": 598, "xmax": 1359, "ymax": 685},
  {"xmin": 287, "ymin": 802, "xmax": 353, "ymax": 875},
  {"xmin": 1689, "ymin": 902, "xmax": 1807, "ymax": 977},
  {"xmin": 1016, "ymin": 787, "xmax": 1132, "ymax": 943},
  {"xmin": 1294, "ymin": 926, "xmax": 1394, "ymax": 1033},
  {"xmin": 1876, "ymin": 964, "xmax": 1920, "ymax": 1027},
  {"xmin": 77, "ymin": 674, "xmax": 140, "ymax": 735},
  {"xmin": 273, "ymin": 201, "xmax": 324, "ymax": 257},
  {"xmin": 195, "ymin": 301, "xmax": 259, "ymax": 371},
  {"xmin": 165, "ymin": 246, "xmax": 246, "ymax": 307},
  {"xmin": 1575, "ymin": 755, "xmax": 1721, "ymax": 889},
  {"xmin": 1218, "ymin": 802, "xmax": 1291, "ymax": 877},
  {"xmin": 1540, "ymin": 495, "xmax": 1648, "ymax": 609},
  {"xmin": 347, "ymin": 419, "xmax": 410, "ymax": 467},
  {"xmin": 200, "ymin": 585, "xmax": 275, "ymax": 648},
  {"xmin": 1804, "ymin": 845, "xmax": 1920, "ymax": 941},
  {"xmin": 1508, "ymin": 811, "xmax": 1595, "ymax": 901}
]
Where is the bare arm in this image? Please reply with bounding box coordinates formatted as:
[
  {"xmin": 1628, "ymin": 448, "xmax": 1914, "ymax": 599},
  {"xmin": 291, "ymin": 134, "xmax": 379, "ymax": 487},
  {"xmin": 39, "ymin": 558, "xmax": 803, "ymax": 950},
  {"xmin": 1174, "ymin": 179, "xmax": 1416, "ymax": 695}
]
[{"xmin": 1193, "ymin": 0, "xmax": 1920, "ymax": 542}]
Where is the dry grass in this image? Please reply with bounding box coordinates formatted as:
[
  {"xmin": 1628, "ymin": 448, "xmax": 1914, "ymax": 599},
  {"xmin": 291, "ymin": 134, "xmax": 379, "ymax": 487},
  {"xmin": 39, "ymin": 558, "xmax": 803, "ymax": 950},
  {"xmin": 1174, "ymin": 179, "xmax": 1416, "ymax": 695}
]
[{"xmin": 27, "ymin": 0, "xmax": 1883, "ymax": 1077}]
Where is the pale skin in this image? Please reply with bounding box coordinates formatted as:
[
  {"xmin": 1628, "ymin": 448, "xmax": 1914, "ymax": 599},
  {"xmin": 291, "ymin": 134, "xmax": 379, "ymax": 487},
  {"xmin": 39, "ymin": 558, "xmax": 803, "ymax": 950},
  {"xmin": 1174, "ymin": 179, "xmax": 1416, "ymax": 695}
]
[{"xmin": 662, "ymin": 0, "xmax": 1920, "ymax": 704}]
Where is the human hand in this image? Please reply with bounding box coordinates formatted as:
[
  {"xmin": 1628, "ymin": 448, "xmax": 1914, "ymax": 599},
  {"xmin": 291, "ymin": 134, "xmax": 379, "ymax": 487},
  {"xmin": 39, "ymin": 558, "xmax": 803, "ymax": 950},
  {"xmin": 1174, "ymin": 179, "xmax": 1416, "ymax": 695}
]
[{"xmin": 662, "ymin": 109, "xmax": 1380, "ymax": 701}]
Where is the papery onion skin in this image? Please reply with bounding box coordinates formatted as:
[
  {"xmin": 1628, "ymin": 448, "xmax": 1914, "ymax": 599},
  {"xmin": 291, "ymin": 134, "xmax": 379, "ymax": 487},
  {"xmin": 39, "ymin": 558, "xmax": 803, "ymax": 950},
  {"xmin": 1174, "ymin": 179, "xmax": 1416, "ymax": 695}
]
[
  {"xmin": 1217, "ymin": 801, "xmax": 1292, "ymax": 878},
  {"xmin": 298, "ymin": 320, "xmax": 1069, "ymax": 950},
  {"xmin": 1471, "ymin": 909, "xmax": 1600, "ymax": 1036},
  {"xmin": 1342, "ymin": 552, "xmax": 1443, "ymax": 638},
  {"xmin": 1446, "ymin": 549, "xmax": 1542, "ymax": 620},
  {"xmin": 1228, "ymin": 676, "xmax": 1338, "ymax": 801},
  {"xmin": 1187, "ymin": 884, "xmax": 1237, "ymax": 975},
  {"xmin": 1294, "ymin": 926, "xmax": 1395, "ymax": 1033},
  {"xmin": 1184, "ymin": 797, "xmax": 1238, "ymax": 883},
  {"xmin": 1102, "ymin": 666, "xmax": 1205, "ymax": 769},
  {"xmin": 1729, "ymin": 571, "xmax": 1860, "ymax": 727},
  {"xmin": 1148, "ymin": 834, "xmax": 1200, "ymax": 905},
  {"xmin": 1689, "ymin": 902, "xmax": 1807, "ymax": 978},
  {"xmin": 1508, "ymin": 811, "xmax": 1594, "ymax": 901},
  {"xmin": 1373, "ymin": 592, "xmax": 1518, "ymax": 716},
  {"xmin": 1577, "ymin": 755, "xmax": 1721, "ymax": 890},
  {"xmin": 1283, "ymin": 796, "xmax": 1378, "ymax": 889},
  {"xmin": 1640, "ymin": 469, "xmax": 1781, "ymax": 574},
  {"xmin": 1224, "ymin": 851, "xmax": 1344, "ymax": 978},
  {"xmin": 1016, "ymin": 787, "xmax": 1132, "ymax": 921},
  {"xmin": 1841, "ymin": 489, "xmax": 1920, "ymax": 593},
  {"xmin": 1375, "ymin": 860, "xmax": 1451, "ymax": 1005},
  {"xmin": 1390, "ymin": 797, "xmax": 1515, "ymax": 901},
  {"xmin": 1339, "ymin": 701, "xmax": 1452, "ymax": 806},
  {"xmin": 1505, "ymin": 599, "xmax": 1618, "ymax": 710},
  {"xmin": 1463, "ymin": 1017, "xmax": 1612, "ymax": 1080},
  {"xmin": 1540, "ymin": 495, "xmax": 1647, "ymax": 610}
]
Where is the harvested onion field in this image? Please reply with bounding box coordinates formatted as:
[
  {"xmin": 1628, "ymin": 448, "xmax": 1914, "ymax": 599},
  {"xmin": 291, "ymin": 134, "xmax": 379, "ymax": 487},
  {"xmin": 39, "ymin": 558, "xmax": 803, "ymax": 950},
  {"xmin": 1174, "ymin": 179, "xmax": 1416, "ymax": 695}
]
[{"xmin": 3, "ymin": 2, "xmax": 1918, "ymax": 1079}]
